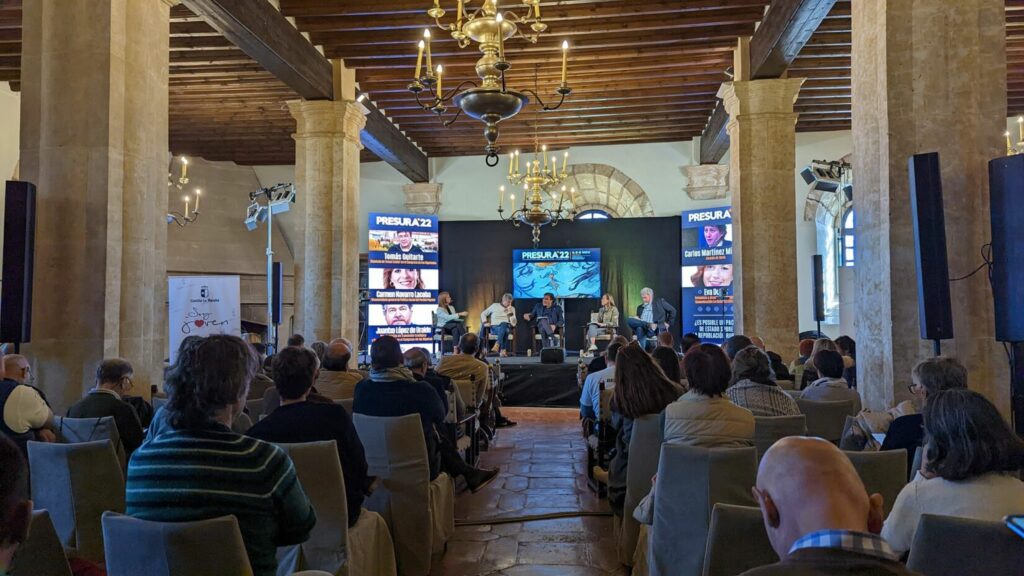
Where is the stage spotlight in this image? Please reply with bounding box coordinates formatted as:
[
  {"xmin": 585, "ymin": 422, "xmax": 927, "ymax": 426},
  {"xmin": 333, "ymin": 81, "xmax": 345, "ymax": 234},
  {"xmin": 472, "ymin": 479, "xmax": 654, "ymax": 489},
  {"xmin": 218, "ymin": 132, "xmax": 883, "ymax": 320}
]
[
  {"xmin": 812, "ymin": 180, "xmax": 840, "ymax": 194},
  {"xmin": 268, "ymin": 184, "xmax": 296, "ymax": 215},
  {"xmin": 842, "ymin": 184, "xmax": 853, "ymax": 202},
  {"xmin": 800, "ymin": 166, "xmax": 815, "ymax": 185},
  {"xmin": 244, "ymin": 202, "xmax": 265, "ymax": 231}
]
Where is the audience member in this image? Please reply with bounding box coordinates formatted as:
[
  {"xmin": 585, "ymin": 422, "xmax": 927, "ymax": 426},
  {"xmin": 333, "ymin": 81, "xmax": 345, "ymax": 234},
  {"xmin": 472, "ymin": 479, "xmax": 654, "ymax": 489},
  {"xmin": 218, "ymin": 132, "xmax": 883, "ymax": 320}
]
[
  {"xmin": 67, "ymin": 358, "xmax": 146, "ymax": 456},
  {"xmin": 681, "ymin": 332, "xmax": 701, "ymax": 354},
  {"xmin": 656, "ymin": 330, "xmax": 675, "ymax": 351},
  {"xmin": 286, "ymin": 333, "xmax": 305, "ymax": 348},
  {"xmin": 750, "ymin": 336, "xmax": 766, "ymax": 350},
  {"xmin": 835, "ymin": 335, "xmax": 857, "ymax": 389},
  {"xmin": 587, "ymin": 335, "xmax": 629, "ymax": 374},
  {"xmin": 800, "ymin": 338, "xmax": 839, "ymax": 389},
  {"xmin": 127, "ymin": 334, "xmax": 315, "ymax": 576},
  {"xmin": 726, "ymin": 346, "xmax": 800, "ymax": 417},
  {"xmin": 766, "ymin": 350, "xmax": 793, "ymax": 383},
  {"xmin": 743, "ymin": 437, "xmax": 914, "ymax": 575},
  {"xmin": 881, "ymin": 389, "xmax": 1024, "ymax": 555},
  {"xmin": 480, "ymin": 293, "xmax": 517, "ymax": 356},
  {"xmin": 723, "ymin": 335, "xmax": 754, "ymax": 361},
  {"xmin": 606, "ymin": 342, "xmax": 682, "ymax": 515},
  {"xmin": 0, "ymin": 436, "xmax": 29, "ymax": 574},
  {"xmin": 354, "ymin": 336, "xmax": 499, "ymax": 492},
  {"xmin": 437, "ymin": 333, "xmax": 490, "ymax": 406},
  {"xmin": 315, "ymin": 339, "xmax": 363, "ymax": 400},
  {"xmin": 0, "ymin": 355, "xmax": 56, "ymax": 451},
  {"xmin": 665, "ymin": 343, "xmax": 754, "ymax": 447},
  {"xmin": 879, "ymin": 357, "xmax": 967, "ymax": 465},
  {"xmin": 309, "ymin": 340, "xmax": 328, "ymax": 364},
  {"xmin": 790, "ymin": 338, "xmax": 816, "ymax": 386},
  {"xmin": 580, "ymin": 342, "xmax": 622, "ymax": 419},
  {"xmin": 800, "ymin": 350, "xmax": 861, "ymax": 415},
  {"xmin": 247, "ymin": 346, "xmax": 370, "ymax": 528},
  {"xmin": 651, "ymin": 345, "xmax": 682, "ymax": 384},
  {"xmin": 404, "ymin": 348, "xmax": 460, "ymax": 419},
  {"xmin": 248, "ymin": 343, "xmax": 276, "ymax": 400}
]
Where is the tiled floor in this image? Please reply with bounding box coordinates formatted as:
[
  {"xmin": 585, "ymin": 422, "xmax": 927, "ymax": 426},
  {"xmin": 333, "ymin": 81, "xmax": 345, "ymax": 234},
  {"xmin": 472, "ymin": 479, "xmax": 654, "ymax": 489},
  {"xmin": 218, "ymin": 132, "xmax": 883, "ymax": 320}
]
[{"xmin": 433, "ymin": 407, "xmax": 626, "ymax": 576}]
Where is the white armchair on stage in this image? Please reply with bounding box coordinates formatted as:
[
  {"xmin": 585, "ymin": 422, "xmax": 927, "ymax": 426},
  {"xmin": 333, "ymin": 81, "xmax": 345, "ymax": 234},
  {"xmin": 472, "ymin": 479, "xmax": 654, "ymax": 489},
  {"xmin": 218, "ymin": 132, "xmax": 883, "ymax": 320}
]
[
  {"xmin": 275, "ymin": 441, "xmax": 397, "ymax": 576},
  {"xmin": 353, "ymin": 413, "xmax": 455, "ymax": 576}
]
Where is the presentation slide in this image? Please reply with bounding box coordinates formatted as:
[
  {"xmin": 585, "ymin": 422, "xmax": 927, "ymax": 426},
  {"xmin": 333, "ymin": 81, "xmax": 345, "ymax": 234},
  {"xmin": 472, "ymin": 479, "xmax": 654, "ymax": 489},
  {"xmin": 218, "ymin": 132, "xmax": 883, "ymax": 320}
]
[
  {"xmin": 512, "ymin": 248, "xmax": 601, "ymax": 299},
  {"xmin": 681, "ymin": 207, "xmax": 735, "ymax": 344}
]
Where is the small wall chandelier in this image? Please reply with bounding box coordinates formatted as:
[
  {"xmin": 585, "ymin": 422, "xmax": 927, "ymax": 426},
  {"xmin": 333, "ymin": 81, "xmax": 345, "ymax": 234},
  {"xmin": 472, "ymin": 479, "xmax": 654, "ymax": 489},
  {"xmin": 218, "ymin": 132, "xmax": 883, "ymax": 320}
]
[
  {"xmin": 1006, "ymin": 116, "xmax": 1024, "ymax": 155},
  {"xmin": 498, "ymin": 143, "xmax": 576, "ymax": 246},
  {"xmin": 409, "ymin": 0, "xmax": 572, "ymax": 166},
  {"xmin": 167, "ymin": 155, "xmax": 201, "ymax": 227}
]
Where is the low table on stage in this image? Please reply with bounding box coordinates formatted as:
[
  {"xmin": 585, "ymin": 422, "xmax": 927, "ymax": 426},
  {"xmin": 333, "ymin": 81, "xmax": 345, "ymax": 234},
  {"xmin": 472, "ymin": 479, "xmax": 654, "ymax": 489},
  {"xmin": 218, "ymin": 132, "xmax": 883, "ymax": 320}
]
[{"xmin": 495, "ymin": 356, "xmax": 582, "ymax": 408}]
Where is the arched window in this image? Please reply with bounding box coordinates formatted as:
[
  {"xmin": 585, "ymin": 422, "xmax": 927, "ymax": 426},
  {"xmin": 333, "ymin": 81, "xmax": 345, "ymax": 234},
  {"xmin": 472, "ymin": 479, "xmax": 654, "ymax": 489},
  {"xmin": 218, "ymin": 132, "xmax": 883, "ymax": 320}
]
[
  {"xmin": 575, "ymin": 209, "xmax": 611, "ymax": 220},
  {"xmin": 840, "ymin": 208, "xmax": 855, "ymax": 267}
]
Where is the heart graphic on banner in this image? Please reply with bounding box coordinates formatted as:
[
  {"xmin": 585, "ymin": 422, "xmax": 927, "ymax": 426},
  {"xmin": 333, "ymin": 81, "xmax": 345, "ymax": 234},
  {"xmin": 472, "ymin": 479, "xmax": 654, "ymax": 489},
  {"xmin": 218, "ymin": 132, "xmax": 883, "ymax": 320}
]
[{"xmin": 194, "ymin": 319, "xmax": 205, "ymax": 328}]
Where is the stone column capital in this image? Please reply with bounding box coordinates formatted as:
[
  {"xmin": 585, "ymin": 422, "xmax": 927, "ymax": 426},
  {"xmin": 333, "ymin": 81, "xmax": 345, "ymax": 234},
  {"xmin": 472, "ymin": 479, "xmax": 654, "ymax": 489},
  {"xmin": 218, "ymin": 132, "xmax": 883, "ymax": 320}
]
[
  {"xmin": 402, "ymin": 182, "xmax": 443, "ymax": 215},
  {"xmin": 287, "ymin": 99, "xmax": 367, "ymax": 144},
  {"xmin": 682, "ymin": 164, "xmax": 729, "ymax": 200},
  {"xmin": 720, "ymin": 78, "xmax": 805, "ymax": 117}
]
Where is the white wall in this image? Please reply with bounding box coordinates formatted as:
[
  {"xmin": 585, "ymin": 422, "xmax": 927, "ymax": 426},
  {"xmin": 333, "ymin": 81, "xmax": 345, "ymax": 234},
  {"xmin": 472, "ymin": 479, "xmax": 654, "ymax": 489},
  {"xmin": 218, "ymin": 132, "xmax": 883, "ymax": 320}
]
[{"xmin": 0, "ymin": 84, "xmax": 18, "ymax": 181}]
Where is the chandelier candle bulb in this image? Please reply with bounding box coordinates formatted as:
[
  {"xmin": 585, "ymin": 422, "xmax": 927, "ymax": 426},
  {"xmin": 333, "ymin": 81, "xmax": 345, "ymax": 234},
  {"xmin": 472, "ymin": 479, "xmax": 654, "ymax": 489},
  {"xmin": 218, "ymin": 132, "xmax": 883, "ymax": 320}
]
[
  {"xmin": 495, "ymin": 13, "xmax": 505, "ymax": 61},
  {"xmin": 457, "ymin": 0, "xmax": 463, "ymax": 26},
  {"xmin": 184, "ymin": 196, "xmax": 189, "ymax": 216},
  {"xmin": 424, "ymin": 30, "xmax": 433, "ymax": 75},
  {"xmin": 534, "ymin": 1, "xmax": 540, "ymax": 18},
  {"xmin": 561, "ymin": 41, "xmax": 569, "ymax": 85},
  {"xmin": 194, "ymin": 189, "xmax": 200, "ymax": 212},
  {"xmin": 1018, "ymin": 115, "xmax": 1023, "ymax": 143},
  {"xmin": 508, "ymin": 152, "xmax": 514, "ymax": 176},
  {"xmin": 436, "ymin": 64, "xmax": 443, "ymax": 98},
  {"xmin": 562, "ymin": 151, "xmax": 568, "ymax": 174},
  {"xmin": 514, "ymin": 150, "xmax": 520, "ymax": 174},
  {"xmin": 499, "ymin": 185, "xmax": 505, "ymax": 210},
  {"xmin": 181, "ymin": 156, "xmax": 188, "ymax": 179},
  {"xmin": 1008, "ymin": 131, "xmax": 1014, "ymax": 154},
  {"xmin": 415, "ymin": 40, "xmax": 425, "ymax": 79}
]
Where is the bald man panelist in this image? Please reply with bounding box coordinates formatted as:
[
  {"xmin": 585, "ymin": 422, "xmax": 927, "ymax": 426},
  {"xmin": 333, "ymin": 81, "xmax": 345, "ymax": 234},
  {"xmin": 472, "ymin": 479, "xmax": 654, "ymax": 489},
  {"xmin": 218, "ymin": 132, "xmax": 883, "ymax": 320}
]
[{"xmin": 741, "ymin": 437, "xmax": 919, "ymax": 576}]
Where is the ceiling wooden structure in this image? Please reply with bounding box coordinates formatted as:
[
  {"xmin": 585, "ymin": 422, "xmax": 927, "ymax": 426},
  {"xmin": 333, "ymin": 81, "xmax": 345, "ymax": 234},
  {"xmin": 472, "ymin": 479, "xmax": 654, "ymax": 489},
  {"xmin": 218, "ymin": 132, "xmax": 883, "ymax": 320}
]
[{"xmin": 0, "ymin": 1, "xmax": 1023, "ymax": 165}]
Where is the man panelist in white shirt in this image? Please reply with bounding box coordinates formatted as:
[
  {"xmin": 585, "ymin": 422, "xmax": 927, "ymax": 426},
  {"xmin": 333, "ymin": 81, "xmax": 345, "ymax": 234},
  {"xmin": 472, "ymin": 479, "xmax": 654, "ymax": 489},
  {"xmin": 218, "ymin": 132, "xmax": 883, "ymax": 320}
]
[{"xmin": 481, "ymin": 293, "xmax": 517, "ymax": 357}]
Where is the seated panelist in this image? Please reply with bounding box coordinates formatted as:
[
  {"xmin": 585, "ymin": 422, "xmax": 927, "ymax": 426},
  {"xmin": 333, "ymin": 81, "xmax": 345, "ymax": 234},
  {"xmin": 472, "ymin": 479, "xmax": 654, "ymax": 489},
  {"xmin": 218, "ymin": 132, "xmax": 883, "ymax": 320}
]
[
  {"xmin": 585, "ymin": 293, "xmax": 619, "ymax": 353},
  {"xmin": 481, "ymin": 293, "xmax": 517, "ymax": 357},
  {"xmin": 523, "ymin": 292, "xmax": 564, "ymax": 349}
]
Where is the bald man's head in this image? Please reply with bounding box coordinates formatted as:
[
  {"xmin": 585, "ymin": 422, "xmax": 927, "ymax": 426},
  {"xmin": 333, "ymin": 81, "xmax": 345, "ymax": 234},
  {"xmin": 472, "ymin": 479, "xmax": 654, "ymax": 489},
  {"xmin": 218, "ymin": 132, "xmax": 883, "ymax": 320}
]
[
  {"xmin": 751, "ymin": 336, "xmax": 766, "ymax": 350},
  {"xmin": 2, "ymin": 355, "xmax": 29, "ymax": 385},
  {"xmin": 322, "ymin": 339, "xmax": 352, "ymax": 372},
  {"xmin": 753, "ymin": 437, "xmax": 883, "ymax": 558}
]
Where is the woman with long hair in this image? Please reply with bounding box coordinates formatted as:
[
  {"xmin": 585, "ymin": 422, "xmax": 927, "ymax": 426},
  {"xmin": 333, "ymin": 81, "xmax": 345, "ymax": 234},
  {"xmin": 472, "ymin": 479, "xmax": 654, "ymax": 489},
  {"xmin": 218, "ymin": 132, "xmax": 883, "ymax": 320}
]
[
  {"xmin": 651, "ymin": 345, "xmax": 682, "ymax": 384},
  {"xmin": 585, "ymin": 293, "xmax": 620, "ymax": 353},
  {"xmin": 383, "ymin": 268, "xmax": 424, "ymax": 290},
  {"xmin": 435, "ymin": 291, "xmax": 468, "ymax": 350},
  {"xmin": 689, "ymin": 264, "xmax": 734, "ymax": 288}
]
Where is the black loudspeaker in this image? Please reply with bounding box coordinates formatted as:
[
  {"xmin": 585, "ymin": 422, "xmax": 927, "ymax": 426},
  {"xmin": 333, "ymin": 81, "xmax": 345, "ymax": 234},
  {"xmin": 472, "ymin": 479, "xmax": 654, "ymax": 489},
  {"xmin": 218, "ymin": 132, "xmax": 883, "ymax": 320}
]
[
  {"xmin": 812, "ymin": 254, "xmax": 825, "ymax": 322},
  {"xmin": 908, "ymin": 152, "xmax": 954, "ymax": 341},
  {"xmin": 989, "ymin": 154, "xmax": 1024, "ymax": 342},
  {"xmin": 540, "ymin": 347, "xmax": 564, "ymax": 364},
  {"xmin": 271, "ymin": 261, "xmax": 283, "ymax": 325},
  {"xmin": 1, "ymin": 181, "xmax": 36, "ymax": 344}
]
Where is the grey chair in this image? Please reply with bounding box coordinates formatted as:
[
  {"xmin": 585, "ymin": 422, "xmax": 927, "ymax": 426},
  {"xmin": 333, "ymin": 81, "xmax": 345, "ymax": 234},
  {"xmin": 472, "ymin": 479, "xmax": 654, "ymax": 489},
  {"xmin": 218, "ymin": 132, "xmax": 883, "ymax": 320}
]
[
  {"xmin": 28, "ymin": 439, "xmax": 125, "ymax": 563},
  {"xmin": 649, "ymin": 444, "xmax": 758, "ymax": 576},
  {"xmin": 152, "ymin": 396, "xmax": 169, "ymax": 412},
  {"xmin": 102, "ymin": 512, "xmax": 254, "ymax": 576},
  {"xmin": 796, "ymin": 398, "xmax": 853, "ymax": 444},
  {"xmin": 54, "ymin": 415, "xmax": 127, "ymax": 471},
  {"xmin": 245, "ymin": 398, "xmax": 263, "ymax": 418},
  {"xmin": 336, "ymin": 398, "xmax": 355, "ymax": 415},
  {"xmin": 617, "ymin": 413, "xmax": 663, "ymax": 566},
  {"xmin": 702, "ymin": 504, "xmax": 777, "ymax": 576},
  {"xmin": 752, "ymin": 415, "xmax": 806, "ymax": 463},
  {"xmin": 9, "ymin": 510, "xmax": 73, "ymax": 576},
  {"xmin": 906, "ymin": 514, "xmax": 1024, "ymax": 576},
  {"xmin": 843, "ymin": 449, "xmax": 907, "ymax": 516}
]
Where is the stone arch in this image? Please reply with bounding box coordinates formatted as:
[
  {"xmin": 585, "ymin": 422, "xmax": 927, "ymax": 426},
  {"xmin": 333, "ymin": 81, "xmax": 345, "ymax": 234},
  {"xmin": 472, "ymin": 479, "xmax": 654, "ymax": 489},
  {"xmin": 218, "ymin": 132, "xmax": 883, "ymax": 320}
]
[{"xmin": 561, "ymin": 163, "xmax": 655, "ymax": 218}]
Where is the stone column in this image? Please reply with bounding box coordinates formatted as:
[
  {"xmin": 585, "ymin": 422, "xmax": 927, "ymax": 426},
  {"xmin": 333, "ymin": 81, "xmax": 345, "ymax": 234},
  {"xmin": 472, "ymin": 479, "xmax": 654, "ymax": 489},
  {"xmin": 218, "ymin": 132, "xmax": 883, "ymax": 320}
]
[
  {"xmin": 852, "ymin": 0, "xmax": 1007, "ymax": 411},
  {"xmin": 402, "ymin": 182, "xmax": 443, "ymax": 215},
  {"xmin": 682, "ymin": 164, "xmax": 729, "ymax": 201},
  {"xmin": 288, "ymin": 92, "xmax": 366, "ymax": 344},
  {"xmin": 19, "ymin": 0, "xmax": 170, "ymax": 408},
  {"xmin": 721, "ymin": 79, "xmax": 804, "ymax": 360}
]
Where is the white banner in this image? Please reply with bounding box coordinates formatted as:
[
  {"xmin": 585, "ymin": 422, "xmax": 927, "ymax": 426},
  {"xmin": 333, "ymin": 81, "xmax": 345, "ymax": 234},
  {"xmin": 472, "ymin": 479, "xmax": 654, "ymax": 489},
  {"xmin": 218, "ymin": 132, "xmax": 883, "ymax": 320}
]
[{"xmin": 168, "ymin": 275, "xmax": 242, "ymax": 362}]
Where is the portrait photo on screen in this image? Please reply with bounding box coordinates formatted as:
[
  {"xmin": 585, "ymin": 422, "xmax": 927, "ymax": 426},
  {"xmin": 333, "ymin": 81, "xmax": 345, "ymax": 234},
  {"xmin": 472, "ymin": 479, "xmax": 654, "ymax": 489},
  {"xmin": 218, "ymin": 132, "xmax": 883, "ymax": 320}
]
[
  {"xmin": 368, "ymin": 303, "xmax": 435, "ymax": 327},
  {"xmin": 368, "ymin": 230, "xmax": 438, "ymax": 255},
  {"xmin": 682, "ymin": 264, "xmax": 735, "ymax": 288},
  {"xmin": 368, "ymin": 267, "xmax": 439, "ymax": 290},
  {"xmin": 698, "ymin": 223, "xmax": 732, "ymax": 249}
]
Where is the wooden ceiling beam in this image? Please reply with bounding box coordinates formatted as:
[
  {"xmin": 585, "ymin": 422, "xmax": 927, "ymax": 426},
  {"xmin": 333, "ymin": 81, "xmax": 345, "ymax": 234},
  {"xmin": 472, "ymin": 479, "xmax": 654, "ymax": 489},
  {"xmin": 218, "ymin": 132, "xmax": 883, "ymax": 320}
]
[{"xmin": 280, "ymin": 0, "xmax": 765, "ymax": 19}]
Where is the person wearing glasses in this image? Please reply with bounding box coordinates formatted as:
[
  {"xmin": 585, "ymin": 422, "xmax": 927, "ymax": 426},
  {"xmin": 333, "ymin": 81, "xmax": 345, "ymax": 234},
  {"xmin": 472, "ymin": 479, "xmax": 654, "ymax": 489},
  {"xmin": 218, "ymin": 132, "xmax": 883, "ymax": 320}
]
[{"xmin": 67, "ymin": 358, "xmax": 145, "ymax": 456}]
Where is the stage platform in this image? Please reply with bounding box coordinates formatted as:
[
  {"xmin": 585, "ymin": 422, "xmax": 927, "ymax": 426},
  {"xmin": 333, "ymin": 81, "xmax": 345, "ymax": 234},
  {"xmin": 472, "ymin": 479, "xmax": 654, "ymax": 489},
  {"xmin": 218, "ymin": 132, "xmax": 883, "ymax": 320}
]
[{"xmin": 493, "ymin": 356, "xmax": 583, "ymax": 408}]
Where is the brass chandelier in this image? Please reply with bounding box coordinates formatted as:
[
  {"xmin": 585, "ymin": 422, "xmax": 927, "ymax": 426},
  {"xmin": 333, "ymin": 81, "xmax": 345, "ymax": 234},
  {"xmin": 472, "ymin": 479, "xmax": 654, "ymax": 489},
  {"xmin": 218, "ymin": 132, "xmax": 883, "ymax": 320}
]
[
  {"xmin": 497, "ymin": 143, "xmax": 576, "ymax": 246},
  {"xmin": 409, "ymin": 0, "xmax": 572, "ymax": 166}
]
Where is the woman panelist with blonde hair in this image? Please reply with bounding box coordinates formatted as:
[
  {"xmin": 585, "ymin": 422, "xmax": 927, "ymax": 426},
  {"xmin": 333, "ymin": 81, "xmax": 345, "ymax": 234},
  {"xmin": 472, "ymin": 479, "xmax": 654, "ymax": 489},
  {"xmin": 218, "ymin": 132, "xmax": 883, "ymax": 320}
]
[{"xmin": 585, "ymin": 293, "xmax": 619, "ymax": 353}]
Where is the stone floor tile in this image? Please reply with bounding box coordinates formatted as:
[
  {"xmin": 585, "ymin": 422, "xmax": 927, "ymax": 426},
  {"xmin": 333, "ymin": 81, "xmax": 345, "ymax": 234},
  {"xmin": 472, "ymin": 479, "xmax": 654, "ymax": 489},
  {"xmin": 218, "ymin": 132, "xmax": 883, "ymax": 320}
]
[{"xmin": 516, "ymin": 542, "xmax": 589, "ymax": 565}]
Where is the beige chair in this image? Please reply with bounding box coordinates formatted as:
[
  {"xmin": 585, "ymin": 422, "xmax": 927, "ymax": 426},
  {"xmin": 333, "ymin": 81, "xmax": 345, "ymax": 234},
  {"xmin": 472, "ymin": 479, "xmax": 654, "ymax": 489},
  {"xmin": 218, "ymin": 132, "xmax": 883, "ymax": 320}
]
[
  {"xmin": 617, "ymin": 413, "xmax": 663, "ymax": 566},
  {"xmin": 28, "ymin": 439, "xmax": 125, "ymax": 563},
  {"xmin": 906, "ymin": 514, "xmax": 1024, "ymax": 575},
  {"xmin": 702, "ymin": 504, "xmax": 777, "ymax": 576},
  {"xmin": 648, "ymin": 444, "xmax": 758, "ymax": 576},
  {"xmin": 353, "ymin": 413, "xmax": 454, "ymax": 576},
  {"xmin": 54, "ymin": 415, "xmax": 127, "ymax": 471},
  {"xmin": 275, "ymin": 440, "xmax": 396, "ymax": 576},
  {"xmin": 452, "ymin": 378, "xmax": 478, "ymax": 412},
  {"xmin": 796, "ymin": 398, "xmax": 853, "ymax": 444},
  {"xmin": 245, "ymin": 398, "xmax": 263, "ymax": 418},
  {"xmin": 753, "ymin": 415, "xmax": 806, "ymax": 463},
  {"xmin": 586, "ymin": 382, "xmax": 615, "ymax": 495},
  {"xmin": 9, "ymin": 510, "xmax": 73, "ymax": 576},
  {"xmin": 843, "ymin": 449, "xmax": 907, "ymax": 516},
  {"xmin": 336, "ymin": 398, "xmax": 355, "ymax": 415}
]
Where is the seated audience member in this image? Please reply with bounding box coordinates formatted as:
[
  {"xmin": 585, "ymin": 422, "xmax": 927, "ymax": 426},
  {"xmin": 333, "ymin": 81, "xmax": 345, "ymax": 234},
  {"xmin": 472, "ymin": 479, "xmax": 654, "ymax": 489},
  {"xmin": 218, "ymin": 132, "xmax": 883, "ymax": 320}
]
[
  {"xmin": 881, "ymin": 389, "xmax": 1024, "ymax": 555},
  {"xmin": 878, "ymin": 357, "xmax": 967, "ymax": 465},
  {"xmin": 524, "ymin": 292, "xmax": 565, "ymax": 349},
  {"xmin": 665, "ymin": 343, "xmax": 753, "ymax": 447},
  {"xmin": 404, "ymin": 348, "xmax": 462, "ymax": 420},
  {"xmin": 606, "ymin": 342, "xmax": 682, "ymax": 515},
  {"xmin": 437, "ymin": 333, "xmax": 489, "ymax": 403},
  {"xmin": 587, "ymin": 334, "xmax": 629, "ymax": 374},
  {"xmin": 0, "ymin": 356, "xmax": 56, "ymax": 451},
  {"xmin": 127, "ymin": 335, "xmax": 315, "ymax": 576},
  {"xmin": 681, "ymin": 332, "xmax": 701, "ymax": 354},
  {"xmin": 744, "ymin": 437, "xmax": 914, "ymax": 576},
  {"xmin": 836, "ymin": 335, "xmax": 857, "ymax": 389},
  {"xmin": 651, "ymin": 345, "xmax": 683, "ymax": 384},
  {"xmin": 586, "ymin": 293, "xmax": 620, "ymax": 353},
  {"xmin": 0, "ymin": 435, "xmax": 30, "ymax": 574},
  {"xmin": 580, "ymin": 342, "xmax": 623, "ymax": 420},
  {"xmin": 800, "ymin": 350, "xmax": 861, "ymax": 415},
  {"xmin": 309, "ymin": 340, "xmax": 328, "ymax": 364},
  {"xmin": 354, "ymin": 336, "xmax": 498, "ymax": 492},
  {"xmin": 766, "ymin": 350, "xmax": 793, "ymax": 382},
  {"xmin": 286, "ymin": 333, "xmax": 305, "ymax": 348},
  {"xmin": 801, "ymin": 338, "xmax": 839, "ymax": 389},
  {"xmin": 67, "ymin": 358, "xmax": 146, "ymax": 456},
  {"xmin": 480, "ymin": 293, "xmax": 517, "ymax": 357},
  {"xmin": 656, "ymin": 329, "xmax": 675, "ymax": 352},
  {"xmin": 435, "ymin": 291, "xmax": 468, "ymax": 351},
  {"xmin": 247, "ymin": 343, "xmax": 276, "ymax": 400},
  {"xmin": 722, "ymin": 334, "xmax": 753, "ymax": 361},
  {"xmin": 789, "ymin": 338, "xmax": 816, "ymax": 386},
  {"xmin": 726, "ymin": 346, "xmax": 800, "ymax": 417},
  {"xmin": 750, "ymin": 336, "xmax": 766, "ymax": 350},
  {"xmin": 315, "ymin": 339, "xmax": 364, "ymax": 400},
  {"xmin": 247, "ymin": 346, "xmax": 369, "ymax": 528}
]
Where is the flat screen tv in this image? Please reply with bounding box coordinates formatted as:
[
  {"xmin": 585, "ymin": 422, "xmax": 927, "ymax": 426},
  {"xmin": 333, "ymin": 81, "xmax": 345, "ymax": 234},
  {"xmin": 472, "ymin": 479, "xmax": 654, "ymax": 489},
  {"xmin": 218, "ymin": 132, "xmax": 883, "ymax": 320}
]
[{"xmin": 512, "ymin": 248, "xmax": 601, "ymax": 299}]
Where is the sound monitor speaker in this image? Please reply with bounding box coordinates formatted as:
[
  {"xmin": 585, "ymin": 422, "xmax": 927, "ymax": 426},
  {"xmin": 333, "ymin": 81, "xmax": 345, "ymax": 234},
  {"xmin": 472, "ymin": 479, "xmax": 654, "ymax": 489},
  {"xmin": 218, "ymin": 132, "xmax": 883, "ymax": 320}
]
[
  {"xmin": 1, "ymin": 181, "xmax": 36, "ymax": 344},
  {"xmin": 271, "ymin": 261, "xmax": 283, "ymax": 325},
  {"xmin": 540, "ymin": 347, "xmax": 564, "ymax": 364},
  {"xmin": 908, "ymin": 152, "xmax": 954, "ymax": 341},
  {"xmin": 988, "ymin": 154, "xmax": 1024, "ymax": 342},
  {"xmin": 812, "ymin": 254, "xmax": 825, "ymax": 322}
]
